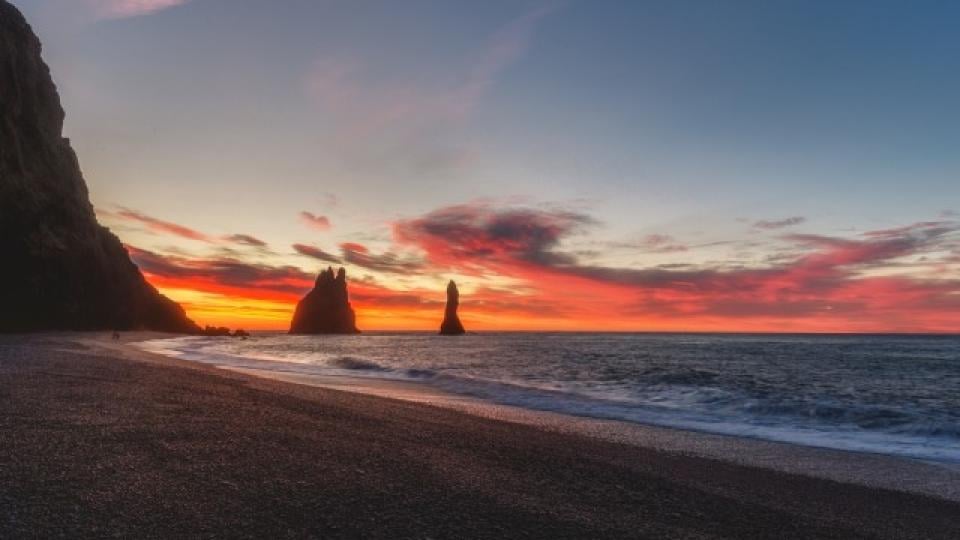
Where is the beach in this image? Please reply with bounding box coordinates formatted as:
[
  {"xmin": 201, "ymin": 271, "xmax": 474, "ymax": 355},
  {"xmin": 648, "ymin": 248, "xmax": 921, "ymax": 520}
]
[{"xmin": 1, "ymin": 333, "xmax": 959, "ymax": 539}]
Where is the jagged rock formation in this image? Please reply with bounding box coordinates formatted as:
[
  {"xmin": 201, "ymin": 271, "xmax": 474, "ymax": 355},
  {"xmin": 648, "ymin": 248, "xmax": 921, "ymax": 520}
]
[
  {"xmin": 0, "ymin": 1, "xmax": 199, "ymax": 333},
  {"xmin": 289, "ymin": 267, "xmax": 360, "ymax": 334},
  {"xmin": 439, "ymin": 280, "xmax": 466, "ymax": 335}
]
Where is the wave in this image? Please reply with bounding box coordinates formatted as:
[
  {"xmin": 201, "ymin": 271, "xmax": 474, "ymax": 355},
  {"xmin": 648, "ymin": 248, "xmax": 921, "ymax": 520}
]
[
  {"xmin": 136, "ymin": 334, "xmax": 960, "ymax": 463},
  {"xmin": 328, "ymin": 356, "xmax": 387, "ymax": 371}
]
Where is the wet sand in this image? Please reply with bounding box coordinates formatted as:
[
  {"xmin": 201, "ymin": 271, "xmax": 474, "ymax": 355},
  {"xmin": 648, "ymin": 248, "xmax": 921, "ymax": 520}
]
[
  {"xmin": 1, "ymin": 333, "xmax": 958, "ymax": 539},
  {"xmin": 217, "ymin": 366, "xmax": 960, "ymax": 502}
]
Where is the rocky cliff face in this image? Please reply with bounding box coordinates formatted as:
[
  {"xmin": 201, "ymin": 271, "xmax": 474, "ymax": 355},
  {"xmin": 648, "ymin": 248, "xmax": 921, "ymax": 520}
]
[
  {"xmin": 439, "ymin": 280, "xmax": 466, "ymax": 335},
  {"xmin": 289, "ymin": 267, "xmax": 360, "ymax": 334},
  {"xmin": 0, "ymin": 1, "xmax": 199, "ymax": 333}
]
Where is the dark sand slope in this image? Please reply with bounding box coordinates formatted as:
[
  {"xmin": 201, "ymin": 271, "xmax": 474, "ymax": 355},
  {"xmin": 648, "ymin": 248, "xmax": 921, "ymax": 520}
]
[{"xmin": 1, "ymin": 337, "xmax": 958, "ymax": 539}]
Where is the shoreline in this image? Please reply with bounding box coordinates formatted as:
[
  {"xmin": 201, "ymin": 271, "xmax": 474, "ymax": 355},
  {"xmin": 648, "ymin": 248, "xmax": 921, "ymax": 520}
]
[
  {"xmin": 4, "ymin": 331, "xmax": 959, "ymax": 538},
  {"xmin": 117, "ymin": 333, "xmax": 960, "ymax": 502},
  {"xmin": 219, "ymin": 367, "xmax": 960, "ymax": 500}
]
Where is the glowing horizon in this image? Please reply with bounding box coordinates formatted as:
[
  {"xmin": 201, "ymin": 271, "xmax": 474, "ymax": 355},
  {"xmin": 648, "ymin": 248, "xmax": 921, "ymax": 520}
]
[
  {"xmin": 15, "ymin": 0, "xmax": 960, "ymax": 332},
  {"xmin": 116, "ymin": 202, "xmax": 960, "ymax": 333}
]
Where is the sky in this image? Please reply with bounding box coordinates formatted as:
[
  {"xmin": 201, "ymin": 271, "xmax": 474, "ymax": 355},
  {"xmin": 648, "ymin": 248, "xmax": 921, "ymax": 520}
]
[{"xmin": 14, "ymin": 0, "xmax": 960, "ymax": 331}]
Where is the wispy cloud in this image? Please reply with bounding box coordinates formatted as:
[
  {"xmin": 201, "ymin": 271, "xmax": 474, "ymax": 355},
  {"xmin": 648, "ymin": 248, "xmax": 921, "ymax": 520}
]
[
  {"xmin": 339, "ymin": 242, "xmax": 425, "ymax": 275},
  {"xmin": 613, "ymin": 234, "xmax": 689, "ymax": 254},
  {"xmin": 111, "ymin": 207, "xmax": 214, "ymax": 243},
  {"xmin": 308, "ymin": 4, "xmax": 558, "ymax": 129},
  {"xmin": 752, "ymin": 216, "xmax": 806, "ymax": 230},
  {"xmin": 449, "ymin": 2, "xmax": 561, "ymax": 119},
  {"xmin": 300, "ymin": 211, "xmax": 332, "ymax": 231},
  {"xmin": 304, "ymin": 4, "xmax": 560, "ymax": 174},
  {"xmin": 223, "ymin": 234, "xmax": 268, "ymax": 248},
  {"xmin": 293, "ymin": 243, "xmax": 341, "ymax": 263},
  {"xmin": 127, "ymin": 246, "xmax": 314, "ymax": 301},
  {"xmin": 86, "ymin": 0, "xmax": 191, "ymax": 20}
]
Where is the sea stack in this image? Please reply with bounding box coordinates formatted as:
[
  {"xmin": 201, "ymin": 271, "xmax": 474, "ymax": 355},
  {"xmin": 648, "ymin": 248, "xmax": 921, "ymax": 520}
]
[
  {"xmin": 439, "ymin": 280, "xmax": 466, "ymax": 335},
  {"xmin": 0, "ymin": 1, "xmax": 199, "ymax": 333},
  {"xmin": 289, "ymin": 267, "xmax": 360, "ymax": 334}
]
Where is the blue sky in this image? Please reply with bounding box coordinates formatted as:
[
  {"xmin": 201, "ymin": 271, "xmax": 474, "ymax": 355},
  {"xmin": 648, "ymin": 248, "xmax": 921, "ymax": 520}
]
[{"xmin": 13, "ymin": 0, "xmax": 960, "ymax": 330}]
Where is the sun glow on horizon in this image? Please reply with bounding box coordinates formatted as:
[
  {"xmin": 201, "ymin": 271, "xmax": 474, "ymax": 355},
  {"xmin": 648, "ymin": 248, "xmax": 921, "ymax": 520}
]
[{"xmin": 27, "ymin": 0, "xmax": 958, "ymax": 334}]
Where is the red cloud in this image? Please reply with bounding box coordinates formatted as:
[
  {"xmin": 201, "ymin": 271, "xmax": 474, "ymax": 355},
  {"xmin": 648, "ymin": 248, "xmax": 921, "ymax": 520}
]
[
  {"xmin": 339, "ymin": 242, "xmax": 368, "ymax": 253},
  {"xmin": 127, "ymin": 246, "xmax": 313, "ymax": 302},
  {"xmin": 394, "ymin": 202, "xmax": 595, "ymax": 271},
  {"xmin": 392, "ymin": 203, "xmax": 960, "ymax": 331},
  {"xmin": 113, "ymin": 208, "xmax": 213, "ymax": 242},
  {"xmin": 300, "ymin": 212, "xmax": 331, "ymax": 231},
  {"xmin": 116, "ymin": 202, "xmax": 959, "ymax": 332}
]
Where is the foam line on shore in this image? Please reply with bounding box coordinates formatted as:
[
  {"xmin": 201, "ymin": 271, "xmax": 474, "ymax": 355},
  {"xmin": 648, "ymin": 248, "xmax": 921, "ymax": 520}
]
[
  {"xmin": 225, "ymin": 366, "xmax": 960, "ymax": 503},
  {"xmin": 75, "ymin": 333, "xmax": 960, "ymax": 503}
]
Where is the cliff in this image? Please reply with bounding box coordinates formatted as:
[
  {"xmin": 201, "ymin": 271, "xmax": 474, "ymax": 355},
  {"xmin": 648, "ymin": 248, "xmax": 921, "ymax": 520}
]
[
  {"xmin": 289, "ymin": 267, "xmax": 360, "ymax": 334},
  {"xmin": 439, "ymin": 280, "xmax": 466, "ymax": 335},
  {"xmin": 0, "ymin": 1, "xmax": 199, "ymax": 333}
]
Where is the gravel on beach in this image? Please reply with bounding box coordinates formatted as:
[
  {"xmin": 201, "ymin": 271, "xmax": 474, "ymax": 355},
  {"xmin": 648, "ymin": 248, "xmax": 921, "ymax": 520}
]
[{"xmin": 1, "ymin": 335, "xmax": 958, "ymax": 539}]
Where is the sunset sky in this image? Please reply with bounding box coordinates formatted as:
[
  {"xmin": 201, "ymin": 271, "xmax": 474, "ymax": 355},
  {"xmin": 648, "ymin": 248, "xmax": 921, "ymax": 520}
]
[{"xmin": 16, "ymin": 0, "xmax": 960, "ymax": 331}]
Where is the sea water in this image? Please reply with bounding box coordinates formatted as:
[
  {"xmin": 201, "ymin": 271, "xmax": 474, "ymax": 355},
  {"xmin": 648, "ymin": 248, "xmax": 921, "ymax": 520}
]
[{"xmin": 139, "ymin": 333, "xmax": 960, "ymax": 463}]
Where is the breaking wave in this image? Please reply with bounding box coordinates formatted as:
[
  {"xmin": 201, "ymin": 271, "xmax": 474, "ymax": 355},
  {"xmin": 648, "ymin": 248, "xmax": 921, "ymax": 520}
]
[{"xmin": 139, "ymin": 332, "xmax": 960, "ymax": 463}]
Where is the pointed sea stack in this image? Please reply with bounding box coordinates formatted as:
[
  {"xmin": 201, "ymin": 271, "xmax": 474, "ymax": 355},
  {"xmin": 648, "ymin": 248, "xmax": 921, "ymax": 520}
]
[
  {"xmin": 439, "ymin": 280, "xmax": 466, "ymax": 335},
  {"xmin": 0, "ymin": 1, "xmax": 198, "ymax": 333},
  {"xmin": 289, "ymin": 267, "xmax": 360, "ymax": 334}
]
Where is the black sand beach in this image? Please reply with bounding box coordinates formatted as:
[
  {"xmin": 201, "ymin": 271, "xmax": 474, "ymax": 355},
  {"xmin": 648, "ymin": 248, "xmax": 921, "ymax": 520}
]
[{"xmin": 1, "ymin": 334, "xmax": 959, "ymax": 539}]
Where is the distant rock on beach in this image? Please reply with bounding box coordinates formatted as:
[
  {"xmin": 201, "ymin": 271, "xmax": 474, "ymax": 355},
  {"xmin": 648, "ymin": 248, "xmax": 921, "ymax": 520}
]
[
  {"xmin": 289, "ymin": 267, "xmax": 360, "ymax": 334},
  {"xmin": 439, "ymin": 280, "xmax": 466, "ymax": 335},
  {"xmin": 0, "ymin": 1, "xmax": 199, "ymax": 333}
]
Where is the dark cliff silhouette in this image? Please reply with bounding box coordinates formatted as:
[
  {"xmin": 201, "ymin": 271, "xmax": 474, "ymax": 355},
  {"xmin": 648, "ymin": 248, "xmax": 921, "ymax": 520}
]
[
  {"xmin": 289, "ymin": 267, "xmax": 360, "ymax": 334},
  {"xmin": 439, "ymin": 280, "xmax": 466, "ymax": 335},
  {"xmin": 0, "ymin": 1, "xmax": 199, "ymax": 333}
]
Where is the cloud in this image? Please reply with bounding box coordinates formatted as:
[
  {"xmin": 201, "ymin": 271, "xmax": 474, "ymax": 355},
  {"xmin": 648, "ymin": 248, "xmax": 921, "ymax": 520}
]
[
  {"xmin": 86, "ymin": 0, "xmax": 191, "ymax": 19},
  {"xmin": 224, "ymin": 234, "xmax": 268, "ymax": 248},
  {"xmin": 300, "ymin": 212, "xmax": 332, "ymax": 231},
  {"xmin": 112, "ymin": 208, "xmax": 213, "ymax": 242},
  {"xmin": 392, "ymin": 202, "xmax": 960, "ymax": 330},
  {"xmin": 340, "ymin": 242, "xmax": 368, "ymax": 254},
  {"xmin": 303, "ymin": 5, "xmax": 560, "ymax": 177},
  {"xmin": 339, "ymin": 242, "xmax": 424, "ymax": 275},
  {"xmin": 307, "ymin": 5, "xmax": 558, "ymax": 132},
  {"xmin": 860, "ymin": 221, "xmax": 954, "ymax": 240},
  {"xmin": 107, "ymin": 210, "xmax": 269, "ymax": 249},
  {"xmin": 321, "ymin": 192, "xmax": 339, "ymax": 208},
  {"xmin": 293, "ymin": 243, "xmax": 341, "ymax": 263},
  {"xmin": 119, "ymin": 198, "xmax": 958, "ymax": 331},
  {"xmin": 447, "ymin": 2, "xmax": 562, "ymax": 118},
  {"xmin": 127, "ymin": 246, "xmax": 314, "ymax": 301},
  {"xmin": 394, "ymin": 201, "xmax": 596, "ymax": 270},
  {"xmin": 125, "ymin": 245, "xmax": 451, "ymax": 324},
  {"xmin": 753, "ymin": 216, "xmax": 806, "ymax": 230},
  {"xmin": 620, "ymin": 234, "xmax": 689, "ymax": 254}
]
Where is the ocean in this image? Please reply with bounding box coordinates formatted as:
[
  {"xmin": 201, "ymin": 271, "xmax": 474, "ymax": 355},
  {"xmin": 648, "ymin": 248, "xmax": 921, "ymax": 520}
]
[{"xmin": 139, "ymin": 332, "xmax": 960, "ymax": 463}]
